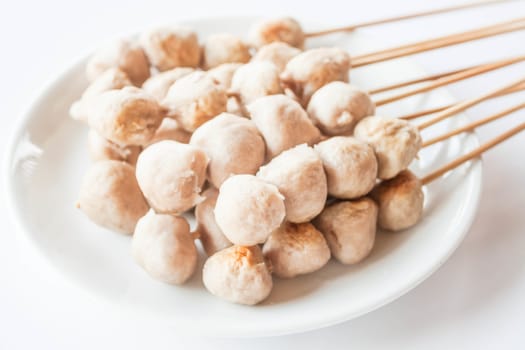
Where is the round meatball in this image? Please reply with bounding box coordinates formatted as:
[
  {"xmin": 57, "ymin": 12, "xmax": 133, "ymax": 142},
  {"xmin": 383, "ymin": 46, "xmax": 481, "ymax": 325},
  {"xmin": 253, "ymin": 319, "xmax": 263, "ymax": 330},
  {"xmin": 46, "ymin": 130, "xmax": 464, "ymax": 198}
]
[
  {"xmin": 132, "ymin": 210, "xmax": 197, "ymax": 285},
  {"xmin": 195, "ymin": 188, "xmax": 232, "ymax": 256},
  {"xmin": 135, "ymin": 140, "xmax": 209, "ymax": 214},
  {"xmin": 370, "ymin": 170, "xmax": 424, "ymax": 231},
  {"xmin": 88, "ymin": 129, "xmax": 141, "ymax": 165},
  {"xmin": 257, "ymin": 144, "xmax": 327, "ymax": 223},
  {"xmin": 214, "ymin": 175, "xmax": 285, "ymax": 246},
  {"xmin": 314, "ymin": 137, "xmax": 377, "ymax": 199},
  {"xmin": 207, "ymin": 63, "xmax": 242, "ymax": 89},
  {"xmin": 76, "ymin": 160, "xmax": 149, "ymax": 234},
  {"xmin": 162, "ymin": 71, "xmax": 228, "ymax": 132},
  {"xmin": 190, "ymin": 113, "xmax": 265, "ymax": 188},
  {"xmin": 307, "ymin": 82, "xmax": 375, "ymax": 136},
  {"xmin": 202, "ymin": 33, "xmax": 251, "ymax": 69},
  {"xmin": 142, "ymin": 67, "xmax": 195, "ymax": 101},
  {"xmin": 249, "ymin": 17, "xmax": 305, "ymax": 49},
  {"xmin": 230, "ymin": 61, "xmax": 283, "ymax": 104},
  {"xmin": 146, "ymin": 118, "xmax": 191, "ymax": 146},
  {"xmin": 313, "ymin": 198, "xmax": 377, "ymax": 264},
  {"xmin": 203, "ymin": 245, "xmax": 273, "ymax": 305},
  {"xmin": 140, "ymin": 27, "xmax": 201, "ymax": 71},
  {"xmin": 247, "ymin": 94, "xmax": 321, "ymax": 160},
  {"xmin": 354, "ymin": 116, "xmax": 422, "ymax": 180},
  {"xmin": 263, "ymin": 222, "xmax": 330, "ymax": 278},
  {"xmin": 252, "ymin": 42, "xmax": 301, "ymax": 72}
]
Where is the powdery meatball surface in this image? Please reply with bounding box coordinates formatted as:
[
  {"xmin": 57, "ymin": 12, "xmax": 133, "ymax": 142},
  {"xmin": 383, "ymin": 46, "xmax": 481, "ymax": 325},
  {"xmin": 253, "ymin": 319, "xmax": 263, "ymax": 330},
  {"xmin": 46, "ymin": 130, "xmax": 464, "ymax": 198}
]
[
  {"xmin": 88, "ymin": 129, "xmax": 141, "ymax": 165},
  {"xmin": 307, "ymin": 81, "xmax": 375, "ymax": 136},
  {"xmin": 142, "ymin": 67, "xmax": 195, "ymax": 101},
  {"xmin": 230, "ymin": 61, "xmax": 283, "ymax": 104},
  {"xmin": 354, "ymin": 116, "xmax": 422, "ymax": 180},
  {"xmin": 314, "ymin": 136, "xmax": 377, "ymax": 199},
  {"xmin": 132, "ymin": 210, "xmax": 197, "ymax": 285},
  {"xmin": 371, "ymin": 170, "xmax": 424, "ymax": 231},
  {"xmin": 314, "ymin": 198, "xmax": 378, "ymax": 264},
  {"xmin": 146, "ymin": 117, "xmax": 191, "ymax": 146},
  {"xmin": 190, "ymin": 113, "xmax": 265, "ymax": 188},
  {"xmin": 249, "ymin": 17, "xmax": 305, "ymax": 49},
  {"xmin": 195, "ymin": 188, "xmax": 232, "ymax": 256},
  {"xmin": 135, "ymin": 140, "xmax": 209, "ymax": 214},
  {"xmin": 257, "ymin": 144, "xmax": 327, "ymax": 223},
  {"xmin": 252, "ymin": 42, "xmax": 301, "ymax": 72},
  {"xmin": 77, "ymin": 160, "xmax": 149, "ymax": 234},
  {"xmin": 214, "ymin": 175, "xmax": 285, "ymax": 246},
  {"xmin": 202, "ymin": 33, "xmax": 251, "ymax": 69},
  {"xmin": 263, "ymin": 222, "xmax": 330, "ymax": 278},
  {"xmin": 202, "ymin": 245, "xmax": 273, "ymax": 305},
  {"xmin": 207, "ymin": 63, "xmax": 242, "ymax": 89}
]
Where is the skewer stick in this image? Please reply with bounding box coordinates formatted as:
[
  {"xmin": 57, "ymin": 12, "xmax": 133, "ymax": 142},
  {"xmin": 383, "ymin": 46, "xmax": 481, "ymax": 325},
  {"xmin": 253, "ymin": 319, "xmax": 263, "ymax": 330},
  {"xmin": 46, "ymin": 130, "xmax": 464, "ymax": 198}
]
[
  {"xmin": 421, "ymin": 121, "xmax": 525, "ymax": 184},
  {"xmin": 422, "ymin": 102, "xmax": 525, "ymax": 147}
]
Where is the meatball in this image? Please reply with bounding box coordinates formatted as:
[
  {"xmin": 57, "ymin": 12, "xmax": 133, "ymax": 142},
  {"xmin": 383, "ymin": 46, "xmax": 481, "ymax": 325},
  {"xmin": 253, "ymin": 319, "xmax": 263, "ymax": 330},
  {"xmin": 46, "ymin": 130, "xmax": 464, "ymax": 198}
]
[
  {"xmin": 140, "ymin": 27, "xmax": 201, "ymax": 71},
  {"xmin": 135, "ymin": 140, "xmax": 209, "ymax": 214},
  {"xmin": 249, "ymin": 17, "xmax": 305, "ymax": 49},
  {"xmin": 88, "ymin": 129, "xmax": 141, "ymax": 165},
  {"xmin": 162, "ymin": 71, "xmax": 228, "ymax": 132},
  {"xmin": 314, "ymin": 136, "xmax": 377, "ymax": 199},
  {"xmin": 313, "ymin": 198, "xmax": 377, "ymax": 264},
  {"xmin": 76, "ymin": 160, "xmax": 149, "ymax": 234},
  {"xmin": 207, "ymin": 63, "xmax": 242, "ymax": 89},
  {"xmin": 247, "ymin": 94, "xmax": 321, "ymax": 160},
  {"xmin": 370, "ymin": 170, "xmax": 424, "ymax": 231},
  {"xmin": 230, "ymin": 61, "xmax": 283, "ymax": 104},
  {"xmin": 214, "ymin": 175, "xmax": 285, "ymax": 246},
  {"xmin": 263, "ymin": 222, "xmax": 330, "ymax": 278},
  {"xmin": 202, "ymin": 245, "xmax": 273, "ymax": 305},
  {"xmin": 142, "ymin": 67, "xmax": 195, "ymax": 101},
  {"xmin": 201, "ymin": 33, "xmax": 251, "ymax": 69},
  {"xmin": 195, "ymin": 188, "xmax": 232, "ymax": 256},
  {"xmin": 252, "ymin": 42, "xmax": 301, "ymax": 72},
  {"xmin": 354, "ymin": 116, "xmax": 422, "ymax": 180},
  {"xmin": 257, "ymin": 144, "xmax": 327, "ymax": 223},
  {"xmin": 146, "ymin": 118, "xmax": 191, "ymax": 146},
  {"xmin": 307, "ymin": 82, "xmax": 375, "ymax": 136},
  {"xmin": 132, "ymin": 210, "xmax": 197, "ymax": 285},
  {"xmin": 190, "ymin": 113, "xmax": 265, "ymax": 188}
]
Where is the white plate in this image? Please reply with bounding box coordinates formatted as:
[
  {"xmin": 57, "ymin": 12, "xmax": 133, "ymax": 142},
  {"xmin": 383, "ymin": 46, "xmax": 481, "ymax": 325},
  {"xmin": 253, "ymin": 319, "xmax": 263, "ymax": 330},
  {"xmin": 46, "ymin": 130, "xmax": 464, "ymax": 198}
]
[{"xmin": 4, "ymin": 17, "xmax": 482, "ymax": 337}]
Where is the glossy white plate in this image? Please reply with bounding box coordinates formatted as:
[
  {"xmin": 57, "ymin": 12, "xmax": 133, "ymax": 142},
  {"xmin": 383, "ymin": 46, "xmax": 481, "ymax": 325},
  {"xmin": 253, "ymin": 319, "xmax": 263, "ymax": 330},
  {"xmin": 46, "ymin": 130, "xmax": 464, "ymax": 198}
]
[{"xmin": 5, "ymin": 17, "xmax": 482, "ymax": 337}]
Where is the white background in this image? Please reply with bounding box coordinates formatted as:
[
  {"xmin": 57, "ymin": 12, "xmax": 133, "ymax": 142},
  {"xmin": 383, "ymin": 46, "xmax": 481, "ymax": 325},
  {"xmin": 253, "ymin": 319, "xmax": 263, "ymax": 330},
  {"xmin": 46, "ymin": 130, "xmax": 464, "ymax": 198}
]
[{"xmin": 1, "ymin": 0, "xmax": 525, "ymax": 348}]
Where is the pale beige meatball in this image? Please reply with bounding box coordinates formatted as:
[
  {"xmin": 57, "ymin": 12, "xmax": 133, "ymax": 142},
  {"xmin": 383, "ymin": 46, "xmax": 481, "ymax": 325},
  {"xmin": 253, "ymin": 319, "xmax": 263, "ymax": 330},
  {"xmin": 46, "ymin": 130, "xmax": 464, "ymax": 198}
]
[
  {"xmin": 314, "ymin": 137, "xmax": 377, "ymax": 199},
  {"xmin": 370, "ymin": 170, "xmax": 424, "ymax": 231},
  {"xmin": 257, "ymin": 144, "xmax": 327, "ymax": 223},
  {"xmin": 202, "ymin": 245, "xmax": 273, "ymax": 305},
  {"xmin": 86, "ymin": 39, "xmax": 150, "ymax": 86},
  {"xmin": 252, "ymin": 42, "xmax": 301, "ymax": 72},
  {"xmin": 132, "ymin": 210, "xmax": 197, "ymax": 285},
  {"xmin": 142, "ymin": 67, "xmax": 195, "ymax": 101},
  {"xmin": 230, "ymin": 61, "xmax": 283, "ymax": 104},
  {"xmin": 207, "ymin": 63, "xmax": 242, "ymax": 89},
  {"xmin": 307, "ymin": 82, "xmax": 375, "ymax": 136},
  {"xmin": 314, "ymin": 198, "xmax": 377, "ymax": 264},
  {"xmin": 140, "ymin": 27, "xmax": 200, "ymax": 71},
  {"xmin": 82, "ymin": 68, "xmax": 133, "ymax": 98},
  {"xmin": 195, "ymin": 188, "xmax": 232, "ymax": 256},
  {"xmin": 76, "ymin": 160, "xmax": 149, "ymax": 234},
  {"xmin": 249, "ymin": 17, "xmax": 305, "ymax": 49},
  {"xmin": 146, "ymin": 118, "xmax": 191, "ymax": 146},
  {"xmin": 202, "ymin": 33, "xmax": 251, "ymax": 70},
  {"xmin": 247, "ymin": 94, "xmax": 321, "ymax": 160},
  {"xmin": 281, "ymin": 48, "xmax": 351, "ymax": 104},
  {"xmin": 190, "ymin": 113, "xmax": 265, "ymax": 188},
  {"xmin": 214, "ymin": 175, "xmax": 285, "ymax": 246},
  {"xmin": 162, "ymin": 71, "xmax": 228, "ymax": 132},
  {"xmin": 135, "ymin": 140, "xmax": 209, "ymax": 214},
  {"xmin": 88, "ymin": 129, "xmax": 141, "ymax": 165},
  {"xmin": 354, "ymin": 116, "xmax": 422, "ymax": 180},
  {"xmin": 263, "ymin": 222, "xmax": 330, "ymax": 278}
]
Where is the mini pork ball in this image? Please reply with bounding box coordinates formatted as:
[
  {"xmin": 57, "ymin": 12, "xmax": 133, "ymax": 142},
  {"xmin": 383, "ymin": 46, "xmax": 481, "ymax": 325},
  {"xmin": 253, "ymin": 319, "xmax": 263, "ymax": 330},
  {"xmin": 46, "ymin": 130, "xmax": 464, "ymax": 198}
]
[
  {"xmin": 307, "ymin": 81, "xmax": 375, "ymax": 136},
  {"xmin": 88, "ymin": 129, "xmax": 141, "ymax": 165},
  {"xmin": 203, "ymin": 245, "xmax": 273, "ymax": 305},
  {"xmin": 207, "ymin": 63, "xmax": 242, "ymax": 89},
  {"xmin": 370, "ymin": 170, "xmax": 424, "ymax": 231},
  {"xmin": 257, "ymin": 144, "xmax": 327, "ymax": 223},
  {"xmin": 249, "ymin": 17, "xmax": 305, "ymax": 49},
  {"xmin": 263, "ymin": 222, "xmax": 330, "ymax": 278},
  {"xmin": 252, "ymin": 42, "xmax": 301, "ymax": 72},
  {"xmin": 86, "ymin": 39, "xmax": 150, "ymax": 86},
  {"xmin": 140, "ymin": 27, "xmax": 201, "ymax": 71},
  {"xmin": 146, "ymin": 117, "xmax": 191, "ymax": 146},
  {"xmin": 354, "ymin": 116, "xmax": 422, "ymax": 180},
  {"xmin": 281, "ymin": 47, "xmax": 351, "ymax": 104},
  {"xmin": 247, "ymin": 94, "xmax": 321, "ymax": 159},
  {"xmin": 135, "ymin": 140, "xmax": 209, "ymax": 214},
  {"xmin": 214, "ymin": 175, "xmax": 285, "ymax": 246},
  {"xmin": 77, "ymin": 160, "xmax": 149, "ymax": 234},
  {"xmin": 230, "ymin": 61, "xmax": 283, "ymax": 104},
  {"xmin": 132, "ymin": 210, "xmax": 197, "ymax": 285},
  {"xmin": 190, "ymin": 113, "xmax": 265, "ymax": 188},
  {"xmin": 195, "ymin": 188, "xmax": 232, "ymax": 256},
  {"xmin": 313, "ymin": 198, "xmax": 378, "ymax": 264},
  {"xmin": 201, "ymin": 33, "xmax": 251, "ymax": 69},
  {"xmin": 314, "ymin": 136, "xmax": 377, "ymax": 199},
  {"xmin": 162, "ymin": 71, "xmax": 228, "ymax": 132},
  {"xmin": 142, "ymin": 67, "xmax": 195, "ymax": 101}
]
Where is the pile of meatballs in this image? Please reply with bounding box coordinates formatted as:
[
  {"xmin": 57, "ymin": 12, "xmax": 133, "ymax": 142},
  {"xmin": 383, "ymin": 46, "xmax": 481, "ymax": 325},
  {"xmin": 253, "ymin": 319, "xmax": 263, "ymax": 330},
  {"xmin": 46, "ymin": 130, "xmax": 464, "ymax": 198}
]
[{"xmin": 73, "ymin": 17, "xmax": 424, "ymax": 305}]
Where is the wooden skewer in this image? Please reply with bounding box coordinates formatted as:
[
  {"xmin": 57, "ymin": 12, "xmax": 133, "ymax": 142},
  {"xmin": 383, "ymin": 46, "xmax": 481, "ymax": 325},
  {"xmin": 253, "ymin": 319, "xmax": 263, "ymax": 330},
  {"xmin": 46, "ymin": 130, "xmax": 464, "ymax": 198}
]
[
  {"xmin": 421, "ymin": 121, "xmax": 525, "ymax": 185},
  {"xmin": 422, "ymin": 102, "xmax": 525, "ymax": 147}
]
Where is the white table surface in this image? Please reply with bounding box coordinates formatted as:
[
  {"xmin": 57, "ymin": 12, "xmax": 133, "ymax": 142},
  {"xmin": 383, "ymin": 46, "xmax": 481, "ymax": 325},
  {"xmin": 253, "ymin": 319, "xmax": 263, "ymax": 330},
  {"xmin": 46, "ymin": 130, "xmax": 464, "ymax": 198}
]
[{"xmin": 1, "ymin": 0, "xmax": 525, "ymax": 348}]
